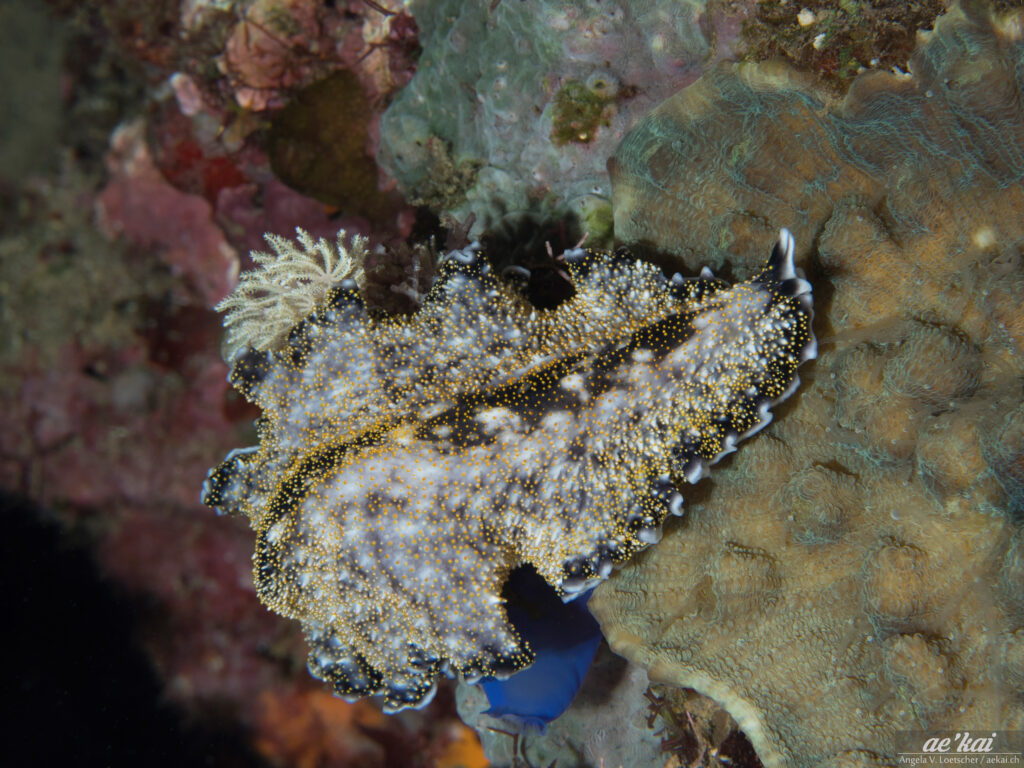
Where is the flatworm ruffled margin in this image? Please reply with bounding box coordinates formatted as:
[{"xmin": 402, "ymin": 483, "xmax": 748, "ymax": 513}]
[{"xmin": 202, "ymin": 230, "xmax": 815, "ymax": 711}]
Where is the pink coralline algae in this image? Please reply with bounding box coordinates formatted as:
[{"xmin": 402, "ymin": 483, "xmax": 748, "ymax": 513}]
[
  {"xmin": 96, "ymin": 120, "xmax": 238, "ymax": 307},
  {"xmin": 1, "ymin": 1, "xmax": 472, "ymax": 764}
]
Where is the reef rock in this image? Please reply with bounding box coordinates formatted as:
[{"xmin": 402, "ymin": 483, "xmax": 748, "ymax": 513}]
[
  {"xmin": 377, "ymin": 0, "xmax": 711, "ymax": 239},
  {"xmin": 591, "ymin": 3, "xmax": 1024, "ymax": 766}
]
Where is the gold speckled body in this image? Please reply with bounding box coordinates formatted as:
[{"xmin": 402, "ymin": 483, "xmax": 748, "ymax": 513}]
[{"xmin": 203, "ymin": 235, "xmax": 813, "ymax": 711}]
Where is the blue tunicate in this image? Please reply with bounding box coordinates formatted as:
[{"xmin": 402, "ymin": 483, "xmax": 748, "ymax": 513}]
[{"xmin": 479, "ymin": 566, "xmax": 603, "ymax": 730}]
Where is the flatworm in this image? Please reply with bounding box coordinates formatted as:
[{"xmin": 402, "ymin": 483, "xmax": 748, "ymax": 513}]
[{"xmin": 202, "ymin": 229, "xmax": 815, "ymax": 711}]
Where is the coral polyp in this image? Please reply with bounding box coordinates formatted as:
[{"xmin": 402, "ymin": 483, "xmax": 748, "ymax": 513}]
[
  {"xmin": 202, "ymin": 229, "xmax": 814, "ymax": 711},
  {"xmin": 215, "ymin": 228, "xmax": 368, "ymax": 359}
]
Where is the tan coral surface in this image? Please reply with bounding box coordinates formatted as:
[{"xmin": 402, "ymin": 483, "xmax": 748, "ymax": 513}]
[{"xmin": 591, "ymin": 4, "xmax": 1024, "ymax": 766}]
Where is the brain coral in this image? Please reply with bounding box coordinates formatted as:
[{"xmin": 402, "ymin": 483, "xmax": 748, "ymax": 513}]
[
  {"xmin": 590, "ymin": 3, "xmax": 1024, "ymax": 765},
  {"xmin": 202, "ymin": 229, "xmax": 814, "ymax": 712}
]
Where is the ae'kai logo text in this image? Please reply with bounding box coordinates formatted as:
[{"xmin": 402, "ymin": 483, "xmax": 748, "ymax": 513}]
[
  {"xmin": 922, "ymin": 733, "xmax": 997, "ymax": 754},
  {"xmin": 897, "ymin": 731, "xmax": 1023, "ymax": 765}
]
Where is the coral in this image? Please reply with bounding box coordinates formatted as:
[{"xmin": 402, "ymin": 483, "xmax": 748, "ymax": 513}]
[
  {"xmin": 378, "ymin": 0, "xmax": 715, "ymax": 238},
  {"xmin": 828, "ymin": 318, "xmax": 986, "ymax": 461},
  {"xmin": 354, "ymin": 3, "xmax": 422, "ymax": 99},
  {"xmin": 213, "ymin": 177, "xmax": 364, "ymax": 257},
  {"xmin": 83, "ymin": 0, "xmax": 415, "ymax": 247},
  {"xmin": 252, "ymin": 688, "xmax": 392, "ymax": 766},
  {"xmin": 591, "ymin": 3, "xmax": 1024, "ymax": 765},
  {"xmin": 152, "ymin": 0, "xmax": 418, "ymax": 122},
  {"xmin": 215, "ymin": 227, "xmax": 367, "ymax": 359},
  {"xmin": 148, "ymin": 100, "xmax": 250, "ymax": 205},
  {"xmin": 202, "ymin": 232, "xmax": 814, "ymax": 712},
  {"xmin": 141, "ymin": 51, "xmax": 410, "ymax": 258},
  {"xmin": 253, "ymin": 679, "xmax": 477, "ymax": 765},
  {"xmin": 610, "ymin": 6, "xmax": 1024, "ymax": 277}
]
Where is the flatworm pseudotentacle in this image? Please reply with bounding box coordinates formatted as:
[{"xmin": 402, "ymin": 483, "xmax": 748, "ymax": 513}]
[{"xmin": 202, "ymin": 231, "xmax": 815, "ymax": 712}]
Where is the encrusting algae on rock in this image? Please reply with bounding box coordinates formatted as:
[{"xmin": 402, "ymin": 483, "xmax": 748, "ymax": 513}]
[
  {"xmin": 590, "ymin": 2, "xmax": 1024, "ymax": 765},
  {"xmin": 202, "ymin": 227, "xmax": 815, "ymax": 711}
]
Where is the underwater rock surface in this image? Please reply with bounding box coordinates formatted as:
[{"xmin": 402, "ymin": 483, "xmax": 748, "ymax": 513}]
[
  {"xmin": 591, "ymin": 3, "xmax": 1024, "ymax": 766},
  {"xmin": 378, "ymin": 0, "xmax": 710, "ymax": 238},
  {"xmin": 203, "ymin": 229, "xmax": 814, "ymax": 712}
]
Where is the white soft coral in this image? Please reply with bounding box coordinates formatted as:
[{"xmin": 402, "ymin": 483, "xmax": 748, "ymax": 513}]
[{"xmin": 216, "ymin": 228, "xmax": 367, "ymax": 359}]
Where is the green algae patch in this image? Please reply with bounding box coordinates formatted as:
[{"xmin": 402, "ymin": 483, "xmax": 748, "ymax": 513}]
[
  {"xmin": 550, "ymin": 79, "xmax": 617, "ymax": 146},
  {"xmin": 579, "ymin": 198, "xmax": 614, "ymax": 251}
]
